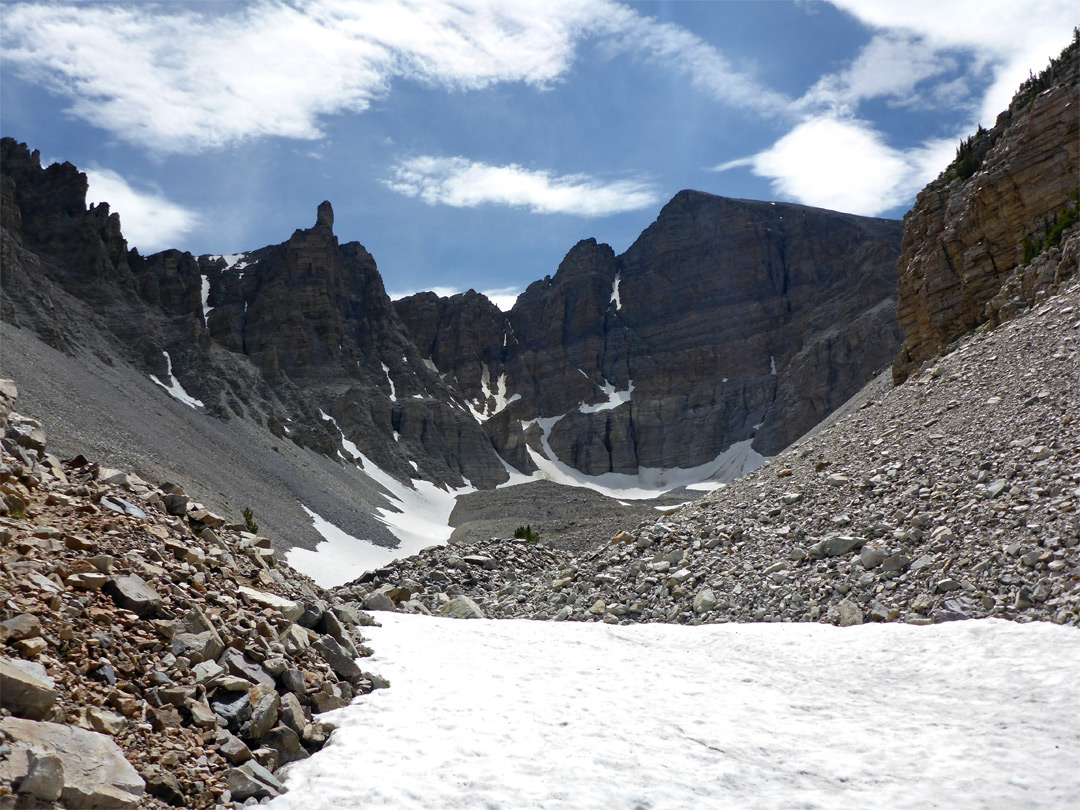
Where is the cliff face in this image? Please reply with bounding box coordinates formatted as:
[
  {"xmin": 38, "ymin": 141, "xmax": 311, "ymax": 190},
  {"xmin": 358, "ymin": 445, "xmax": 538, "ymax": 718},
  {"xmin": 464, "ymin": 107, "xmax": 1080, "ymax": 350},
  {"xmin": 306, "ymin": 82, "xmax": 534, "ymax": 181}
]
[
  {"xmin": 0, "ymin": 140, "xmax": 508, "ymax": 489},
  {"xmin": 2, "ymin": 135, "xmax": 904, "ymax": 499},
  {"xmin": 397, "ymin": 192, "xmax": 904, "ymax": 476},
  {"xmin": 893, "ymin": 34, "xmax": 1079, "ymax": 382}
]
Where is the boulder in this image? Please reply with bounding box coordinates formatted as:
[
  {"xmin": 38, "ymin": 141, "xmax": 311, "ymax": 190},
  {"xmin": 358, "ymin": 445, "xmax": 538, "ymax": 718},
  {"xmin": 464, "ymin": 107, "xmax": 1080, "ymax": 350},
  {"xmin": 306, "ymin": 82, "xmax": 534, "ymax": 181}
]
[
  {"xmin": 0, "ymin": 717, "xmax": 145, "ymax": 809},
  {"xmin": 0, "ymin": 656, "xmax": 57, "ymax": 719}
]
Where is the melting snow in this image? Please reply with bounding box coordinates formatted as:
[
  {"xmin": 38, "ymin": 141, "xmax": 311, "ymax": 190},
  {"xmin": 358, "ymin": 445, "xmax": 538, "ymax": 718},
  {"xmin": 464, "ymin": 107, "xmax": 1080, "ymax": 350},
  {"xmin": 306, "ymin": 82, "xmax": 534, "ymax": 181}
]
[
  {"xmin": 502, "ymin": 420, "xmax": 764, "ymax": 499},
  {"xmin": 319, "ymin": 410, "xmax": 361, "ymax": 460},
  {"xmin": 381, "ymin": 363, "xmax": 397, "ymax": 402},
  {"xmin": 421, "ymin": 358, "xmax": 439, "ymax": 374},
  {"xmin": 288, "ymin": 454, "xmax": 474, "ymax": 587},
  {"xmin": 200, "ymin": 274, "xmax": 212, "ymax": 320},
  {"xmin": 270, "ymin": 616, "xmax": 1080, "ymax": 810},
  {"xmin": 467, "ymin": 364, "xmax": 520, "ymax": 422},
  {"xmin": 579, "ymin": 379, "xmax": 634, "ymax": 414},
  {"xmin": 149, "ymin": 351, "xmax": 203, "ymax": 409},
  {"xmin": 610, "ymin": 272, "xmax": 622, "ymax": 310},
  {"xmin": 770, "ymin": 354, "xmax": 777, "ymax": 375}
]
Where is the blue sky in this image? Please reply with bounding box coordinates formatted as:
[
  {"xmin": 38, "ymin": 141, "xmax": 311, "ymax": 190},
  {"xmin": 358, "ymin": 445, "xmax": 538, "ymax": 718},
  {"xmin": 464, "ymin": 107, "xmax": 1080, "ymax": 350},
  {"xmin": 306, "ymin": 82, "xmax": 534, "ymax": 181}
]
[{"xmin": 2, "ymin": 1, "xmax": 1074, "ymax": 308}]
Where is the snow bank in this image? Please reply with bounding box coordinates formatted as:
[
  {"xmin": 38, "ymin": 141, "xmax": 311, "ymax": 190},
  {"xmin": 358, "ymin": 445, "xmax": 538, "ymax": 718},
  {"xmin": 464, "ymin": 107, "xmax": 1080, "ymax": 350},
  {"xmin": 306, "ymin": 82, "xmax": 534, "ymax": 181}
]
[
  {"xmin": 287, "ymin": 453, "xmax": 473, "ymax": 588},
  {"xmin": 149, "ymin": 351, "xmax": 203, "ymax": 409},
  {"xmin": 270, "ymin": 616, "xmax": 1080, "ymax": 810},
  {"xmin": 502, "ymin": 420, "xmax": 765, "ymax": 499}
]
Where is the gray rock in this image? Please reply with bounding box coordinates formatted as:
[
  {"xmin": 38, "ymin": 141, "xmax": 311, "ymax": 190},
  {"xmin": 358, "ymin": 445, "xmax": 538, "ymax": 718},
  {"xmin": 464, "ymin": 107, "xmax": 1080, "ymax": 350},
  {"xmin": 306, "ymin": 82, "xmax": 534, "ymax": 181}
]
[
  {"xmin": 218, "ymin": 732, "xmax": 254, "ymax": 765},
  {"xmin": 226, "ymin": 760, "xmax": 284, "ymax": 801},
  {"xmin": 257, "ymin": 725, "xmax": 310, "ymax": 765},
  {"xmin": 837, "ymin": 599, "xmax": 864, "ymax": 627},
  {"xmin": 692, "ymin": 588, "xmax": 718, "ymax": 614},
  {"xmin": 362, "ymin": 591, "xmax": 396, "ymax": 612},
  {"xmin": 18, "ymin": 750, "xmax": 64, "ymax": 802},
  {"xmin": 211, "ymin": 690, "xmax": 252, "ymax": 731},
  {"xmin": 220, "ymin": 648, "xmax": 276, "ymax": 689},
  {"xmin": 243, "ymin": 686, "xmax": 280, "ymax": 740},
  {"xmin": 103, "ymin": 574, "xmax": 163, "ymax": 618},
  {"xmin": 171, "ymin": 630, "xmax": 224, "ymax": 663},
  {"xmin": 279, "ymin": 692, "xmax": 307, "ymax": 735},
  {"xmin": 440, "ymin": 595, "xmax": 485, "ymax": 619},
  {"xmin": 281, "ymin": 668, "xmax": 306, "ymax": 695},
  {"xmin": 0, "ymin": 717, "xmax": 145, "ymax": 809},
  {"xmin": 313, "ymin": 635, "xmax": 362, "ymax": 681},
  {"xmin": 0, "ymin": 656, "xmax": 57, "ymax": 720}
]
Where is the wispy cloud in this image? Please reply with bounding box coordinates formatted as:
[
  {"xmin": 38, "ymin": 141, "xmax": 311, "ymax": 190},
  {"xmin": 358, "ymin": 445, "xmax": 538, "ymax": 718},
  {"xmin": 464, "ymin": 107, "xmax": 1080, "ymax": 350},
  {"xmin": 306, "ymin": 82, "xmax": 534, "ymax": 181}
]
[
  {"xmin": 83, "ymin": 167, "xmax": 199, "ymax": 252},
  {"xmin": 1, "ymin": 0, "xmax": 789, "ymax": 155},
  {"xmin": 824, "ymin": 0, "xmax": 1077, "ymax": 122},
  {"xmin": 386, "ymin": 156, "xmax": 661, "ymax": 217},
  {"xmin": 715, "ymin": 1, "xmax": 1076, "ymax": 217}
]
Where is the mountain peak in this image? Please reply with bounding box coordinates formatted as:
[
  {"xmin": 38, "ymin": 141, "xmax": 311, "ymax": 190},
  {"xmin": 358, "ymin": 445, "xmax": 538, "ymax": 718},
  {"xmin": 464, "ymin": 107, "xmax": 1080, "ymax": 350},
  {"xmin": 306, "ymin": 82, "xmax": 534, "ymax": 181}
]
[{"xmin": 316, "ymin": 200, "xmax": 334, "ymax": 232}]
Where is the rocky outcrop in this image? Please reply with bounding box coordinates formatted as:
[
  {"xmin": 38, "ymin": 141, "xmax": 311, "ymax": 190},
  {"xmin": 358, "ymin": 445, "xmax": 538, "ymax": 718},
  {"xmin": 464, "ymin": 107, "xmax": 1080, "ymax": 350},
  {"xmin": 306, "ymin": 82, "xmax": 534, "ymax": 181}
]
[
  {"xmin": 893, "ymin": 33, "xmax": 1079, "ymax": 382},
  {"xmin": 398, "ymin": 194, "xmax": 903, "ymax": 476},
  {"xmin": 355, "ymin": 279, "xmax": 1080, "ymax": 627},
  {"xmin": 0, "ymin": 381, "xmax": 389, "ymax": 808}
]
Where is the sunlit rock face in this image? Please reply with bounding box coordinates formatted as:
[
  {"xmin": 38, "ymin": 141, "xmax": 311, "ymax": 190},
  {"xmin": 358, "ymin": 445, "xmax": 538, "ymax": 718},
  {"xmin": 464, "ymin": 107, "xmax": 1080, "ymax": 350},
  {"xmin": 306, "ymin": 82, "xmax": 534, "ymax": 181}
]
[
  {"xmin": 893, "ymin": 37, "xmax": 1079, "ymax": 383},
  {"xmin": 398, "ymin": 191, "xmax": 903, "ymax": 476}
]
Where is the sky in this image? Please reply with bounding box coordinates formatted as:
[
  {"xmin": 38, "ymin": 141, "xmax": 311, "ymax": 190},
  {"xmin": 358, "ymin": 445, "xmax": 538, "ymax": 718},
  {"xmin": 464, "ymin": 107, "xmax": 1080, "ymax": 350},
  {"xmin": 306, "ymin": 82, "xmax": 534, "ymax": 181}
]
[
  {"xmin": 2, "ymin": 1, "xmax": 1075, "ymax": 309},
  {"xmin": 269, "ymin": 613, "xmax": 1080, "ymax": 809}
]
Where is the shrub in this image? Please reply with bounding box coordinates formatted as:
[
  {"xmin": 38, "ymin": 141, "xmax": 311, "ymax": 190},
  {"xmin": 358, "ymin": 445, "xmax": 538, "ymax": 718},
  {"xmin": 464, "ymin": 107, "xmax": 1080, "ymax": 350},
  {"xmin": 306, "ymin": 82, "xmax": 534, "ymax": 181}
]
[
  {"xmin": 242, "ymin": 507, "xmax": 259, "ymax": 535},
  {"xmin": 513, "ymin": 524, "xmax": 539, "ymax": 542}
]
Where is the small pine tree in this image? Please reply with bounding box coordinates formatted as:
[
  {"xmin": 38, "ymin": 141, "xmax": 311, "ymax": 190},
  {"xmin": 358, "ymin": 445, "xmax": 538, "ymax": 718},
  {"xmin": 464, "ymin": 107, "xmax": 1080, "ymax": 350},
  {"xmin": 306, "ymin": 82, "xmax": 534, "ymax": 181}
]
[
  {"xmin": 242, "ymin": 507, "xmax": 259, "ymax": 535},
  {"xmin": 513, "ymin": 524, "xmax": 539, "ymax": 542}
]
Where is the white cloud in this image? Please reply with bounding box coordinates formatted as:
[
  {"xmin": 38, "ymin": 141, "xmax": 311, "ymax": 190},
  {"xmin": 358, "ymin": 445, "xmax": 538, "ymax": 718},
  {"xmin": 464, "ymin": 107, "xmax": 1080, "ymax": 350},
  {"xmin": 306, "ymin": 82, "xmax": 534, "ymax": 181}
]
[
  {"xmin": 2, "ymin": 0, "xmax": 789, "ymax": 154},
  {"xmin": 716, "ymin": 116, "xmax": 955, "ymax": 217},
  {"xmin": 386, "ymin": 156, "xmax": 661, "ymax": 217},
  {"xmin": 715, "ymin": 1, "xmax": 1075, "ymax": 217},
  {"xmin": 823, "ymin": 0, "xmax": 1077, "ymax": 123},
  {"xmin": 83, "ymin": 168, "xmax": 199, "ymax": 252},
  {"xmin": 798, "ymin": 32, "xmax": 959, "ymax": 113},
  {"xmin": 388, "ymin": 284, "xmax": 521, "ymax": 311},
  {"xmin": 479, "ymin": 286, "xmax": 523, "ymax": 311}
]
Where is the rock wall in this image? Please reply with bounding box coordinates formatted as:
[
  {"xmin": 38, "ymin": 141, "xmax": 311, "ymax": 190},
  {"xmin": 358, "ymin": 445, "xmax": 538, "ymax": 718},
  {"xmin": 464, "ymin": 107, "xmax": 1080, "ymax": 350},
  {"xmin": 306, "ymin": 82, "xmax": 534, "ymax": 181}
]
[
  {"xmin": 398, "ymin": 192, "xmax": 903, "ymax": 476},
  {"xmin": 893, "ymin": 34, "xmax": 1079, "ymax": 382}
]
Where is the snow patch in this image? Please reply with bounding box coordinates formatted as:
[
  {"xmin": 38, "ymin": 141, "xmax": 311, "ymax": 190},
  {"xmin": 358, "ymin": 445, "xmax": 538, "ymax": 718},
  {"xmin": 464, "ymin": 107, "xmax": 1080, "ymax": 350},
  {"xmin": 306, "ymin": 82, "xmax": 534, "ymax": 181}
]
[
  {"xmin": 609, "ymin": 272, "xmax": 622, "ymax": 310},
  {"xmin": 467, "ymin": 364, "xmax": 520, "ymax": 422},
  {"xmin": 579, "ymin": 379, "xmax": 634, "ymax": 414},
  {"xmin": 200, "ymin": 274, "xmax": 212, "ymax": 320},
  {"xmin": 288, "ymin": 456, "xmax": 474, "ymax": 588},
  {"xmin": 149, "ymin": 352, "xmax": 203, "ymax": 409},
  {"xmin": 421, "ymin": 358, "xmax": 439, "ymax": 374},
  {"xmin": 381, "ymin": 363, "xmax": 397, "ymax": 402},
  {"xmin": 270, "ymin": 616, "xmax": 1080, "ymax": 810},
  {"xmin": 770, "ymin": 354, "xmax": 777, "ymax": 375},
  {"xmin": 319, "ymin": 410, "xmax": 361, "ymax": 460},
  {"xmin": 501, "ymin": 421, "xmax": 764, "ymax": 499}
]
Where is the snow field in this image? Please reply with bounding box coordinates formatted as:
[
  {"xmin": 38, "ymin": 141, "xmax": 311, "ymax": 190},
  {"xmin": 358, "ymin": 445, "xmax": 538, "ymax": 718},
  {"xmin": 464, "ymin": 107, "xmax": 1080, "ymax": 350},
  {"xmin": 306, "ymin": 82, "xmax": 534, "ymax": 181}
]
[{"xmin": 270, "ymin": 616, "xmax": 1080, "ymax": 810}]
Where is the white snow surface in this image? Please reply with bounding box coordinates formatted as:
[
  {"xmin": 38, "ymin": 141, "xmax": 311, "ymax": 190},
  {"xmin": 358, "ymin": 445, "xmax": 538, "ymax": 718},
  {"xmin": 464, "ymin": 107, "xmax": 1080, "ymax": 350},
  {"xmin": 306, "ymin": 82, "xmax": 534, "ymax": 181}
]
[
  {"xmin": 578, "ymin": 378, "xmax": 634, "ymax": 413},
  {"xmin": 200, "ymin": 274, "xmax": 212, "ymax": 320},
  {"xmin": 148, "ymin": 351, "xmax": 203, "ymax": 408},
  {"xmin": 503, "ymin": 422, "xmax": 766, "ymax": 499},
  {"xmin": 381, "ymin": 362, "xmax": 397, "ymax": 402},
  {"xmin": 288, "ymin": 454, "xmax": 473, "ymax": 587},
  {"xmin": 467, "ymin": 364, "xmax": 520, "ymax": 421},
  {"xmin": 609, "ymin": 272, "xmax": 622, "ymax": 310},
  {"xmin": 271, "ymin": 615, "xmax": 1080, "ymax": 810},
  {"xmin": 319, "ymin": 409, "xmax": 361, "ymax": 460}
]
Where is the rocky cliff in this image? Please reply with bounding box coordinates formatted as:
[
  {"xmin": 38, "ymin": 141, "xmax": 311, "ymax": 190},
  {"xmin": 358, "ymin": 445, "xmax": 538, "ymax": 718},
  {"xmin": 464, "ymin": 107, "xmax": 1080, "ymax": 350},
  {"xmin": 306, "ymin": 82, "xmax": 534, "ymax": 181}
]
[
  {"xmin": 397, "ymin": 193, "xmax": 903, "ymax": 477},
  {"xmin": 893, "ymin": 32, "xmax": 1079, "ymax": 381}
]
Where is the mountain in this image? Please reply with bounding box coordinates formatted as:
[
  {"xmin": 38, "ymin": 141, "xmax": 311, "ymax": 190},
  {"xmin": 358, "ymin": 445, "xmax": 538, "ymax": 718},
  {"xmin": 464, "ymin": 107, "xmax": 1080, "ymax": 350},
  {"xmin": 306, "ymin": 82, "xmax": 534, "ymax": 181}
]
[
  {"xmin": 397, "ymin": 192, "xmax": 902, "ymax": 479},
  {"xmin": 893, "ymin": 32, "xmax": 1079, "ymax": 381},
  {"xmin": 1, "ymin": 137, "xmax": 902, "ymax": 563}
]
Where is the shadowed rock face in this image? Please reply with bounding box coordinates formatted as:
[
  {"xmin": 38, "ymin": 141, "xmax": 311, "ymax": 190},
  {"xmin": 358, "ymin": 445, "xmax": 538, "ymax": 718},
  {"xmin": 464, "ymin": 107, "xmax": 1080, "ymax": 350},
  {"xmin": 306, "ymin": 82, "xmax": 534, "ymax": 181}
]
[
  {"xmin": 893, "ymin": 36, "xmax": 1079, "ymax": 382},
  {"xmin": 397, "ymin": 192, "xmax": 904, "ymax": 475},
  {"xmin": 3, "ymin": 135, "xmax": 902, "ymax": 494}
]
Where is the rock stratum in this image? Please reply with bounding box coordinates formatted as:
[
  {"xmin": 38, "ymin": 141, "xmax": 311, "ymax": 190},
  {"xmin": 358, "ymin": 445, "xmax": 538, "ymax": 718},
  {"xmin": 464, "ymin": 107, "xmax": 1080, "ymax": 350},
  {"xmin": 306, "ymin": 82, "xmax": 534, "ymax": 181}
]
[
  {"xmin": 894, "ymin": 32, "xmax": 1079, "ymax": 381},
  {"xmin": 1, "ymin": 136, "xmax": 903, "ymax": 557}
]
